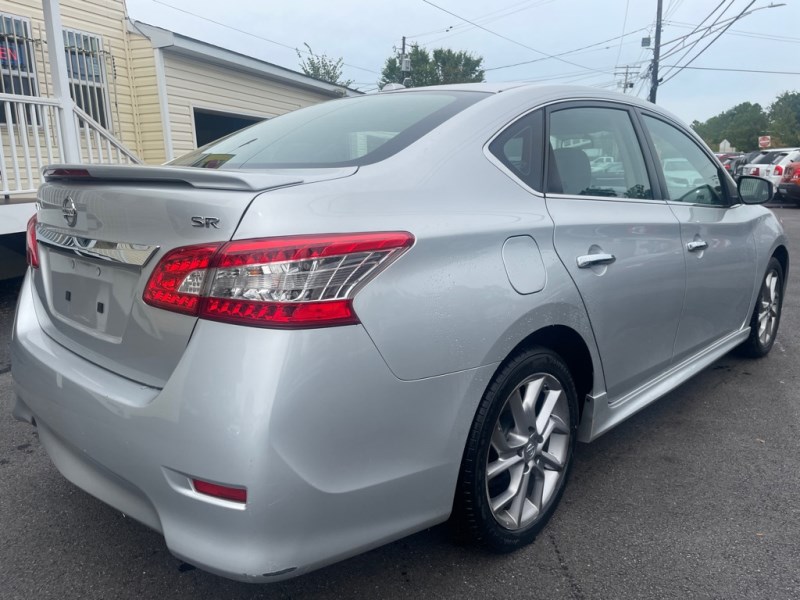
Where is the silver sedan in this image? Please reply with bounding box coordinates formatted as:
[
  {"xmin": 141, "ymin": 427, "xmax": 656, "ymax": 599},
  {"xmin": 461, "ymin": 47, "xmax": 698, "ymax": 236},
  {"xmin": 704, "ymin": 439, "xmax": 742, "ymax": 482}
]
[{"xmin": 12, "ymin": 83, "xmax": 787, "ymax": 582}]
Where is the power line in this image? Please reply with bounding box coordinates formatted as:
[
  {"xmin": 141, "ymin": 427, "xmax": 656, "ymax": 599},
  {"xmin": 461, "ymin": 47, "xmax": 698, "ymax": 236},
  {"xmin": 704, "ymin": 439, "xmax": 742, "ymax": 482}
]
[
  {"xmin": 421, "ymin": 0, "xmax": 557, "ymax": 45},
  {"xmin": 420, "ymin": 0, "xmax": 609, "ymax": 74},
  {"xmin": 150, "ymin": 0, "xmax": 379, "ymax": 74},
  {"xmin": 485, "ymin": 27, "xmax": 648, "ymax": 72},
  {"xmin": 661, "ymin": 0, "xmax": 758, "ymax": 84},
  {"xmin": 614, "ymin": 0, "xmax": 632, "ymax": 67},
  {"xmin": 659, "ymin": 0, "xmax": 736, "ymax": 81},
  {"xmin": 660, "ymin": 65, "xmax": 800, "ymax": 75},
  {"xmin": 666, "ymin": 20, "xmax": 800, "ymax": 44}
]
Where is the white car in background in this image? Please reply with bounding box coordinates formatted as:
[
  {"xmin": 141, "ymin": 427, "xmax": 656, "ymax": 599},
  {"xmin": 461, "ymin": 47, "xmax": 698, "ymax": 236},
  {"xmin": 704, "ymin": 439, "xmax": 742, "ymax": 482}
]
[{"xmin": 743, "ymin": 148, "xmax": 800, "ymax": 196}]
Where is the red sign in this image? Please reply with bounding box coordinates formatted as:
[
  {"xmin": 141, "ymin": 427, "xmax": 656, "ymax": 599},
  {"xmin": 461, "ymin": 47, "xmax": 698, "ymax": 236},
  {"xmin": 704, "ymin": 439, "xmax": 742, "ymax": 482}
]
[
  {"xmin": 0, "ymin": 47, "xmax": 19, "ymax": 61},
  {"xmin": 758, "ymin": 135, "xmax": 771, "ymax": 148}
]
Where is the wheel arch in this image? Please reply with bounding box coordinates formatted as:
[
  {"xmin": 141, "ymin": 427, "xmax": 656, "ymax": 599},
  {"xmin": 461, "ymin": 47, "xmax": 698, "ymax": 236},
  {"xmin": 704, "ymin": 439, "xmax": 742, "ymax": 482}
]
[
  {"xmin": 772, "ymin": 244, "xmax": 789, "ymax": 281},
  {"xmin": 493, "ymin": 324, "xmax": 594, "ymax": 419}
]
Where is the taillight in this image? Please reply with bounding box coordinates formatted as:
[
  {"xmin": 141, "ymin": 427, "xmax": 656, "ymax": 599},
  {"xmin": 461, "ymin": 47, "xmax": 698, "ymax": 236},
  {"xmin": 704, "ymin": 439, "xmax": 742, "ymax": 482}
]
[
  {"xmin": 773, "ymin": 165, "xmax": 783, "ymax": 176},
  {"xmin": 752, "ymin": 167, "xmax": 760, "ymax": 176},
  {"xmin": 143, "ymin": 232, "xmax": 414, "ymax": 328},
  {"xmin": 25, "ymin": 214, "xmax": 39, "ymax": 269},
  {"xmin": 143, "ymin": 244, "xmax": 219, "ymax": 315}
]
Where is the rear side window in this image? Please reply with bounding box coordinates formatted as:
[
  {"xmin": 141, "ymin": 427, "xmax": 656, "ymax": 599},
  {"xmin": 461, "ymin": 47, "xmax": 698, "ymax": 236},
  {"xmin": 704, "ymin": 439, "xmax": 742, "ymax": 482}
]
[
  {"xmin": 547, "ymin": 106, "xmax": 653, "ymax": 199},
  {"xmin": 488, "ymin": 109, "xmax": 544, "ymax": 191},
  {"xmin": 169, "ymin": 92, "xmax": 487, "ymax": 169}
]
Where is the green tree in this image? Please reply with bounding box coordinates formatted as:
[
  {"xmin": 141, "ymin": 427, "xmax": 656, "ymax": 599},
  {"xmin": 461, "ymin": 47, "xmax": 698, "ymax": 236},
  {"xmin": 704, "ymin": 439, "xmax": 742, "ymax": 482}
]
[
  {"xmin": 380, "ymin": 45, "xmax": 484, "ymax": 88},
  {"xmin": 769, "ymin": 91, "xmax": 800, "ymax": 147},
  {"xmin": 296, "ymin": 43, "xmax": 354, "ymax": 88},
  {"xmin": 691, "ymin": 102, "xmax": 768, "ymax": 152}
]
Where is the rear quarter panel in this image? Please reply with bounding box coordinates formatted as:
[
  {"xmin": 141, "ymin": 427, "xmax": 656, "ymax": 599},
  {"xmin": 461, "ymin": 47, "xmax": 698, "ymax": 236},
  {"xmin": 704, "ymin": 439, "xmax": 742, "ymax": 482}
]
[{"xmin": 234, "ymin": 133, "xmax": 603, "ymax": 387}]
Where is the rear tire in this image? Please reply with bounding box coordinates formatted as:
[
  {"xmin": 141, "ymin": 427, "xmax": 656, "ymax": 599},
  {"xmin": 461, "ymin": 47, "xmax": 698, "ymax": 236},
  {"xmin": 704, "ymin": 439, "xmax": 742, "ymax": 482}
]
[
  {"xmin": 738, "ymin": 257, "xmax": 784, "ymax": 358},
  {"xmin": 452, "ymin": 347, "xmax": 578, "ymax": 552}
]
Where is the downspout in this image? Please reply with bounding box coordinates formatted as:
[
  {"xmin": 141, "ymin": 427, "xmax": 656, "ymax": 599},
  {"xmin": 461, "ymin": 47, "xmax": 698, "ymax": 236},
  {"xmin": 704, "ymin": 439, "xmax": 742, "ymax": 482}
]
[{"xmin": 153, "ymin": 48, "xmax": 174, "ymax": 162}]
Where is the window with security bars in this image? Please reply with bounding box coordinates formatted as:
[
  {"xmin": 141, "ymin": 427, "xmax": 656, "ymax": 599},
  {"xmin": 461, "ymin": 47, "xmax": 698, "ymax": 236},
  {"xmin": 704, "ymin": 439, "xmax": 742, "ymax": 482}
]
[
  {"xmin": 63, "ymin": 28, "xmax": 111, "ymax": 129},
  {"xmin": 0, "ymin": 13, "xmax": 38, "ymax": 98}
]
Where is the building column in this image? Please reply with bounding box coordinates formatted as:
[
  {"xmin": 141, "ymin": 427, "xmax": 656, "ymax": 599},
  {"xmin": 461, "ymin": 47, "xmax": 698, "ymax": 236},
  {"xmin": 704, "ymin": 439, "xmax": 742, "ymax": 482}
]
[{"xmin": 42, "ymin": 0, "xmax": 81, "ymax": 162}]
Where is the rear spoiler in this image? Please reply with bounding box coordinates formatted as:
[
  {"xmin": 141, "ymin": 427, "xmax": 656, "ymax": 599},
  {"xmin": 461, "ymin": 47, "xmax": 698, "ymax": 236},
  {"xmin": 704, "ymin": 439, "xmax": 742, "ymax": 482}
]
[{"xmin": 42, "ymin": 164, "xmax": 357, "ymax": 192}]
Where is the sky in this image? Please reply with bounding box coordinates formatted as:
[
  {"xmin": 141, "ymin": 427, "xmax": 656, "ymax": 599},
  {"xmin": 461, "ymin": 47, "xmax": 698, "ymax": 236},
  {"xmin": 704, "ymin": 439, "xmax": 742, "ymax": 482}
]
[{"xmin": 125, "ymin": 0, "xmax": 798, "ymax": 127}]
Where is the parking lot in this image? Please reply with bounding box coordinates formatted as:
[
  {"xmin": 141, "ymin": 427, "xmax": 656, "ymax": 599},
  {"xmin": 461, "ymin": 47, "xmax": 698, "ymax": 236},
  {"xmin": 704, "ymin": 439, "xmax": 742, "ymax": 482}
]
[{"xmin": 1, "ymin": 207, "xmax": 798, "ymax": 600}]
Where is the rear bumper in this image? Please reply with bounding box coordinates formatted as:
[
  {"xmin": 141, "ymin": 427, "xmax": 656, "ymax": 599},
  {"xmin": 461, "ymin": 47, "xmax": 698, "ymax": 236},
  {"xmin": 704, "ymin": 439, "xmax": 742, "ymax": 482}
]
[
  {"xmin": 11, "ymin": 273, "xmax": 494, "ymax": 582},
  {"xmin": 778, "ymin": 183, "xmax": 800, "ymax": 202}
]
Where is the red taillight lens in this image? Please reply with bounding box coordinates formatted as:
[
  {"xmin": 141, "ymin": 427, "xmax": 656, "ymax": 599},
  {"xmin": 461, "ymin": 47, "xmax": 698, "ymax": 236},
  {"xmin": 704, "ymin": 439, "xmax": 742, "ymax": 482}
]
[
  {"xmin": 752, "ymin": 167, "xmax": 760, "ymax": 176},
  {"xmin": 143, "ymin": 232, "xmax": 414, "ymax": 328},
  {"xmin": 191, "ymin": 479, "xmax": 247, "ymax": 503},
  {"xmin": 25, "ymin": 214, "xmax": 39, "ymax": 269},
  {"xmin": 773, "ymin": 165, "xmax": 783, "ymax": 176},
  {"xmin": 143, "ymin": 244, "xmax": 220, "ymax": 315}
]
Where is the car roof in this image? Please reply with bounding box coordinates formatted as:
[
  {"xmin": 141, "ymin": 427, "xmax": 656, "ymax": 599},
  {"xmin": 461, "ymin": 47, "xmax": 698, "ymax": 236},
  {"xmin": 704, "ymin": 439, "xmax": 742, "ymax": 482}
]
[{"xmin": 387, "ymin": 82, "xmax": 683, "ymax": 119}]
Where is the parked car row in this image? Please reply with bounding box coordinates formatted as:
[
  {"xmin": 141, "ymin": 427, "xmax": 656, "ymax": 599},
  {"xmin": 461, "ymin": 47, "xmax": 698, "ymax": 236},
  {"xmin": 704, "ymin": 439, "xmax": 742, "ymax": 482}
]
[{"xmin": 715, "ymin": 148, "xmax": 800, "ymax": 205}]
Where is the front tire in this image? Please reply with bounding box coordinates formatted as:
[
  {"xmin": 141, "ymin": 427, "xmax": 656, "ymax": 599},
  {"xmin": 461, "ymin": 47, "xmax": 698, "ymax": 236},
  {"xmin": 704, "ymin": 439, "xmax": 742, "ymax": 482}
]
[
  {"xmin": 738, "ymin": 257, "xmax": 784, "ymax": 358},
  {"xmin": 452, "ymin": 347, "xmax": 579, "ymax": 552}
]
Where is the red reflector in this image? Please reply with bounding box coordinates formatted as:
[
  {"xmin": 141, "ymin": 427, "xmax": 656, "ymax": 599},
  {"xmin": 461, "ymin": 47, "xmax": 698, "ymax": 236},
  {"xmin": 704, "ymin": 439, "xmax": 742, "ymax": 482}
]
[
  {"xmin": 43, "ymin": 168, "xmax": 92, "ymax": 179},
  {"xmin": 192, "ymin": 479, "xmax": 247, "ymax": 503},
  {"xmin": 26, "ymin": 214, "xmax": 39, "ymax": 269}
]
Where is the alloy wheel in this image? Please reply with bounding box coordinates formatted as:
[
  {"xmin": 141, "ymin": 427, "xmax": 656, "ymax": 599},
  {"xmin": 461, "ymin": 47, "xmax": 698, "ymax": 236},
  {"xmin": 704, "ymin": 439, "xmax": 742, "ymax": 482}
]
[
  {"xmin": 757, "ymin": 269, "xmax": 781, "ymax": 347},
  {"xmin": 486, "ymin": 373, "xmax": 571, "ymax": 531}
]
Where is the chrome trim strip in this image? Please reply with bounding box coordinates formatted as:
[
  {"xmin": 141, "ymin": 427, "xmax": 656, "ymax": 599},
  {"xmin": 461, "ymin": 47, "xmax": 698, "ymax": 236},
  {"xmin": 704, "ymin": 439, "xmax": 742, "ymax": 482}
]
[{"xmin": 36, "ymin": 223, "xmax": 159, "ymax": 267}]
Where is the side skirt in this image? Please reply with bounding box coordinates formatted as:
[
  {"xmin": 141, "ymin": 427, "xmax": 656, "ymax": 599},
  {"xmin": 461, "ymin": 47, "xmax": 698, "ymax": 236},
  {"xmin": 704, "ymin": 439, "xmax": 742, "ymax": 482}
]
[{"xmin": 577, "ymin": 328, "xmax": 750, "ymax": 442}]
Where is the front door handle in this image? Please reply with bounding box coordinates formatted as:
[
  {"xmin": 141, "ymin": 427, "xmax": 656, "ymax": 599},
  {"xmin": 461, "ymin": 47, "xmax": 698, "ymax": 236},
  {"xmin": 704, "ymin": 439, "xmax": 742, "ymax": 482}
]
[
  {"xmin": 577, "ymin": 253, "xmax": 616, "ymax": 268},
  {"xmin": 687, "ymin": 240, "xmax": 708, "ymax": 252}
]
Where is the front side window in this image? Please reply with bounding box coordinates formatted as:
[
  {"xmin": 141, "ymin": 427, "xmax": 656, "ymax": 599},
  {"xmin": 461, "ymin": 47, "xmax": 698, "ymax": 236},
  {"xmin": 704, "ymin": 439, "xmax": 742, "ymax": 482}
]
[
  {"xmin": 547, "ymin": 106, "xmax": 653, "ymax": 199},
  {"xmin": 0, "ymin": 13, "xmax": 38, "ymax": 97},
  {"xmin": 170, "ymin": 91, "xmax": 487, "ymax": 169},
  {"xmin": 642, "ymin": 115, "xmax": 726, "ymax": 205},
  {"xmin": 63, "ymin": 29, "xmax": 110, "ymax": 128}
]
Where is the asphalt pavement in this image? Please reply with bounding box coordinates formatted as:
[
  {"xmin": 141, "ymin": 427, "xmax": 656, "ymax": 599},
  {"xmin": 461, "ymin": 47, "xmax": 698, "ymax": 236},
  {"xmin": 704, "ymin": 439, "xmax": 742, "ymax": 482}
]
[{"xmin": 1, "ymin": 208, "xmax": 799, "ymax": 600}]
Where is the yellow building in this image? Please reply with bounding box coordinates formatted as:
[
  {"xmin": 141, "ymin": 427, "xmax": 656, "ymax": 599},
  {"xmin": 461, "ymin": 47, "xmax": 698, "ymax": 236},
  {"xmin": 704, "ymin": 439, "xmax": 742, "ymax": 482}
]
[{"xmin": 0, "ymin": 0, "xmax": 355, "ymax": 230}]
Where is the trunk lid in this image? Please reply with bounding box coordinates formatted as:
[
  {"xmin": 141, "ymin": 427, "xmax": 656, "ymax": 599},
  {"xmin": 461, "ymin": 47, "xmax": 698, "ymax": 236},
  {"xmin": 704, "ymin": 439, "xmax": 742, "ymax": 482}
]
[{"xmin": 31, "ymin": 164, "xmax": 356, "ymax": 387}]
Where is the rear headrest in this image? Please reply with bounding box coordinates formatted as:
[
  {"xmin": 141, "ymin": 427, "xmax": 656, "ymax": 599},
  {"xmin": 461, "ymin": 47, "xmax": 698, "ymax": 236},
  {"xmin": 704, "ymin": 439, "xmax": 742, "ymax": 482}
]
[{"xmin": 552, "ymin": 148, "xmax": 591, "ymax": 195}]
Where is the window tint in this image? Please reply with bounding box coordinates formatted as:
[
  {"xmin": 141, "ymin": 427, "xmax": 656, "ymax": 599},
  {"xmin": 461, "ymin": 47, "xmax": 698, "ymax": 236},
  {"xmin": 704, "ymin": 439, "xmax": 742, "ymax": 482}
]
[
  {"xmin": 488, "ymin": 109, "xmax": 544, "ymax": 190},
  {"xmin": 642, "ymin": 115, "xmax": 726, "ymax": 205},
  {"xmin": 754, "ymin": 151, "xmax": 779, "ymax": 164},
  {"xmin": 547, "ymin": 106, "xmax": 652, "ymax": 199},
  {"xmin": 169, "ymin": 91, "xmax": 488, "ymax": 169}
]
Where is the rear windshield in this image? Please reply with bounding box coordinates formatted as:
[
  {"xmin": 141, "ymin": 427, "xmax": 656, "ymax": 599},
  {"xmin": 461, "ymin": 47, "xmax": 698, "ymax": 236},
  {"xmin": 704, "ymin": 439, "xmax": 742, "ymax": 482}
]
[
  {"xmin": 754, "ymin": 151, "xmax": 780, "ymax": 164},
  {"xmin": 169, "ymin": 91, "xmax": 488, "ymax": 169}
]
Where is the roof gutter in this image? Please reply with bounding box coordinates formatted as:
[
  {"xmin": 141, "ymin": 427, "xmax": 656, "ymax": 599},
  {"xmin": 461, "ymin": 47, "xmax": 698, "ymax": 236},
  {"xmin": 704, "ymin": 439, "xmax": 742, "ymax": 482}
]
[{"xmin": 128, "ymin": 20, "xmax": 360, "ymax": 98}]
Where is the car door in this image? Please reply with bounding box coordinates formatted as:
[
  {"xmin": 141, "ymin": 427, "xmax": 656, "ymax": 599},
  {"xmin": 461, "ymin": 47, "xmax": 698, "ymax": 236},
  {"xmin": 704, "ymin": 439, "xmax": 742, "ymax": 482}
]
[
  {"xmin": 544, "ymin": 102, "xmax": 686, "ymax": 400},
  {"xmin": 638, "ymin": 112, "xmax": 758, "ymax": 361}
]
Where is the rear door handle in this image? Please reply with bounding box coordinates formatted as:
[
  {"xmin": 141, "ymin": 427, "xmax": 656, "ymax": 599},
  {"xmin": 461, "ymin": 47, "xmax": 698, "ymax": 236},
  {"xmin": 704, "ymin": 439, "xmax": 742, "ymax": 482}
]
[
  {"xmin": 687, "ymin": 240, "xmax": 708, "ymax": 252},
  {"xmin": 576, "ymin": 253, "xmax": 616, "ymax": 268}
]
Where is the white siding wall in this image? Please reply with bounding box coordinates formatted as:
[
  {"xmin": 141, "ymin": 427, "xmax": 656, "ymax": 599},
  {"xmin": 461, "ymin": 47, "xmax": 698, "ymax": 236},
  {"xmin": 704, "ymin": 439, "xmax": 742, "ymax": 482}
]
[
  {"xmin": 162, "ymin": 52, "xmax": 333, "ymax": 157},
  {"xmin": 126, "ymin": 33, "xmax": 163, "ymax": 164}
]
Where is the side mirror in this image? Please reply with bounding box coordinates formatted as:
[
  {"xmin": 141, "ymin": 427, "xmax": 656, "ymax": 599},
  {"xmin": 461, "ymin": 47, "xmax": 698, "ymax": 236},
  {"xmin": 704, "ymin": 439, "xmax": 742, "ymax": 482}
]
[{"xmin": 738, "ymin": 175, "xmax": 773, "ymax": 204}]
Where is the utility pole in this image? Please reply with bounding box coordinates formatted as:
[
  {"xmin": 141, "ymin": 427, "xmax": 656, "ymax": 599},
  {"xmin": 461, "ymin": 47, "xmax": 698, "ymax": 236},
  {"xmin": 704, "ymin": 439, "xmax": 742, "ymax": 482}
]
[
  {"xmin": 400, "ymin": 36, "xmax": 408, "ymax": 84},
  {"xmin": 615, "ymin": 65, "xmax": 633, "ymax": 93},
  {"xmin": 648, "ymin": 0, "xmax": 664, "ymax": 103}
]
